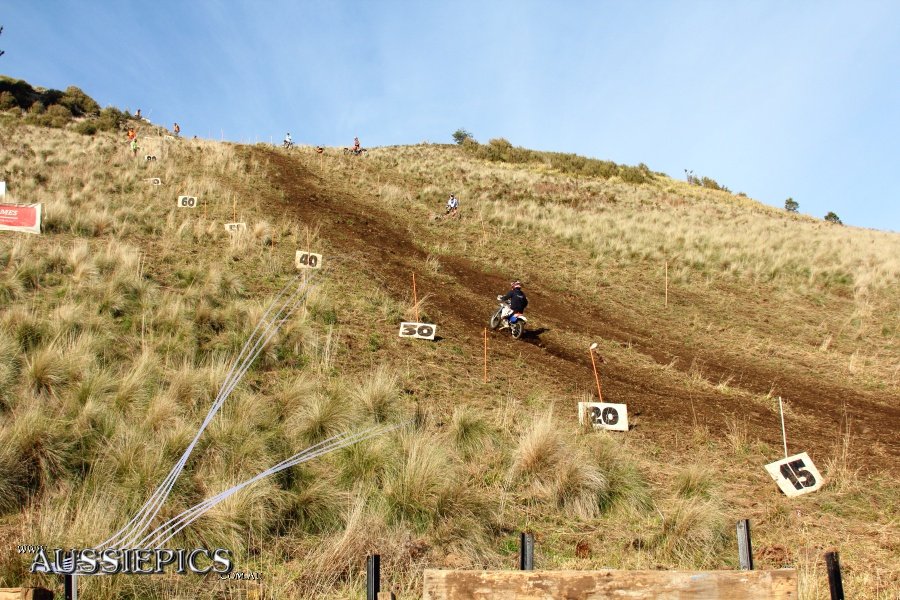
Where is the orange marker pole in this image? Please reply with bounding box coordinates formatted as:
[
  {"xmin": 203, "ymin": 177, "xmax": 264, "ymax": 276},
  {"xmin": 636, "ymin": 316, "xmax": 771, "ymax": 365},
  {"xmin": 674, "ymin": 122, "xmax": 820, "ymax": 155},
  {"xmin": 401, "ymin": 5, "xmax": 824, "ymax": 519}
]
[
  {"xmin": 483, "ymin": 327, "xmax": 488, "ymax": 383},
  {"xmin": 589, "ymin": 346, "xmax": 603, "ymax": 402},
  {"xmin": 412, "ymin": 273, "xmax": 419, "ymax": 322},
  {"xmin": 665, "ymin": 260, "xmax": 668, "ymax": 308}
]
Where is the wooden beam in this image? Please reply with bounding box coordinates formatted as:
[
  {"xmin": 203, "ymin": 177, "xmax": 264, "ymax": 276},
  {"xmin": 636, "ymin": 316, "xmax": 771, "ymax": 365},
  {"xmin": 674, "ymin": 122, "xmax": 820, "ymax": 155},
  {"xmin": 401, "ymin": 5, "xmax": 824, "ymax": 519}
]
[{"xmin": 423, "ymin": 569, "xmax": 797, "ymax": 600}]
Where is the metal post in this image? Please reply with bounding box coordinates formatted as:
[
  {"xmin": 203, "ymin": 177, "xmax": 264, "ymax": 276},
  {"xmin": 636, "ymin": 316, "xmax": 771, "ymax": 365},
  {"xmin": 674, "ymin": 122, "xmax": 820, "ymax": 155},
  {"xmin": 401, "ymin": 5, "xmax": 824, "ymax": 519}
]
[
  {"xmin": 825, "ymin": 551, "xmax": 844, "ymax": 600},
  {"xmin": 519, "ymin": 532, "xmax": 534, "ymax": 570},
  {"xmin": 736, "ymin": 519, "xmax": 753, "ymax": 570},
  {"xmin": 366, "ymin": 554, "xmax": 380, "ymax": 600},
  {"xmin": 64, "ymin": 574, "xmax": 77, "ymax": 600}
]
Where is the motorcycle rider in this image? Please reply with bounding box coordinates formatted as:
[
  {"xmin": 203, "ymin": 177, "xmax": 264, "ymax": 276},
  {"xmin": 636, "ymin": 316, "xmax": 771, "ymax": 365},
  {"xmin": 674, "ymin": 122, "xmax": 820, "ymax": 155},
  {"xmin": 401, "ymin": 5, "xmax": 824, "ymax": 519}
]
[
  {"xmin": 445, "ymin": 193, "xmax": 459, "ymax": 216},
  {"xmin": 284, "ymin": 132, "xmax": 293, "ymax": 148},
  {"xmin": 497, "ymin": 280, "xmax": 527, "ymax": 328}
]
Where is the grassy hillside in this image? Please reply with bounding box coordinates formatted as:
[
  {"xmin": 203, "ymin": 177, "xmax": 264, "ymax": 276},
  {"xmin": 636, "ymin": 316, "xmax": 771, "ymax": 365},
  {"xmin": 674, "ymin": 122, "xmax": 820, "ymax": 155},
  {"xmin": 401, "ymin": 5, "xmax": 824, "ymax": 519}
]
[{"xmin": 0, "ymin": 106, "xmax": 898, "ymax": 599}]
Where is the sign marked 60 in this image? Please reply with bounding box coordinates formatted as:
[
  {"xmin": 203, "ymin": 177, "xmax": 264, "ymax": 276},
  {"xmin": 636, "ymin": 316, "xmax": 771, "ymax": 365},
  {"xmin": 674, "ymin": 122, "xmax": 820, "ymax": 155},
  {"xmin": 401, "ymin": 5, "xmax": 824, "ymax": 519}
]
[
  {"xmin": 764, "ymin": 452, "xmax": 824, "ymax": 497},
  {"xmin": 177, "ymin": 195, "xmax": 198, "ymax": 208},
  {"xmin": 578, "ymin": 402, "xmax": 629, "ymax": 432},
  {"xmin": 399, "ymin": 322, "xmax": 436, "ymax": 341}
]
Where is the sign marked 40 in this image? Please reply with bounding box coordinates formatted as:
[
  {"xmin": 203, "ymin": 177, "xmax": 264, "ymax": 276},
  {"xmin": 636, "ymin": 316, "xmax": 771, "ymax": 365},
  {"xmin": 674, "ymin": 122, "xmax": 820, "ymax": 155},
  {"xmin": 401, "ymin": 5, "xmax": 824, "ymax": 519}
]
[
  {"xmin": 578, "ymin": 402, "xmax": 629, "ymax": 432},
  {"xmin": 295, "ymin": 251, "xmax": 322, "ymax": 269}
]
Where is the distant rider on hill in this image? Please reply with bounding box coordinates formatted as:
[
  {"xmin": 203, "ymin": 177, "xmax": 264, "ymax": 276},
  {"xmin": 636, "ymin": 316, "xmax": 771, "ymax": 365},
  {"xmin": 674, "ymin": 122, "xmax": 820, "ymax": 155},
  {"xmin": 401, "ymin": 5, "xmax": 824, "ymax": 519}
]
[
  {"xmin": 446, "ymin": 193, "xmax": 459, "ymax": 215},
  {"xmin": 498, "ymin": 280, "xmax": 528, "ymax": 328},
  {"xmin": 284, "ymin": 132, "xmax": 293, "ymax": 148},
  {"xmin": 353, "ymin": 136, "xmax": 361, "ymax": 152}
]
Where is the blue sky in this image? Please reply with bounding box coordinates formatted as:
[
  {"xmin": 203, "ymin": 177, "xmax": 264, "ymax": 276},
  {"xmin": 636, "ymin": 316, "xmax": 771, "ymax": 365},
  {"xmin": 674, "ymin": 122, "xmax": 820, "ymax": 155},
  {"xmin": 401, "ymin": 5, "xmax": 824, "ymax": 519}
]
[{"xmin": 2, "ymin": 1, "xmax": 899, "ymax": 231}]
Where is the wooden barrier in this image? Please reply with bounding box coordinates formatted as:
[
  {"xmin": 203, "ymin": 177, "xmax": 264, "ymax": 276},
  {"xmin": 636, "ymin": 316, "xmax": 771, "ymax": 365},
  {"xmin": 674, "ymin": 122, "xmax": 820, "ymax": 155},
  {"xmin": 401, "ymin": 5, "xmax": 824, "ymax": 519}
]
[
  {"xmin": 0, "ymin": 589, "xmax": 54, "ymax": 600},
  {"xmin": 422, "ymin": 569, "xmax": 797, "ymax": 599}
]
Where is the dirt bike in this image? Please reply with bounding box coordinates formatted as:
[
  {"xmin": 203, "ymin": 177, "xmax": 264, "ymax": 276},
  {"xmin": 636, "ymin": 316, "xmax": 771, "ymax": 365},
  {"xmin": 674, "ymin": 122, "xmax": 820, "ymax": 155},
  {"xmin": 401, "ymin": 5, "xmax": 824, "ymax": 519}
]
[
  {"xmin": 489, "ymin": 296, "xmax": 527, "ymax": 339},
  {"xmin": 343, "ymin": 147, "xmax": 367, "ymax": 156},
  {"xmin": 283, "ymin": 140, "xmax": 294, "ymax": 149}
]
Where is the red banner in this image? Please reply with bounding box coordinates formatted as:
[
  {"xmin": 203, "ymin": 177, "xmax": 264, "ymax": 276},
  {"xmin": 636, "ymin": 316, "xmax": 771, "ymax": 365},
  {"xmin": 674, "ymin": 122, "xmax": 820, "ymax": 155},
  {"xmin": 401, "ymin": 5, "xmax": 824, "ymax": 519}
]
[{"xmin": 0, "ymin": 203, "xmax": 42, "ymax": 234}]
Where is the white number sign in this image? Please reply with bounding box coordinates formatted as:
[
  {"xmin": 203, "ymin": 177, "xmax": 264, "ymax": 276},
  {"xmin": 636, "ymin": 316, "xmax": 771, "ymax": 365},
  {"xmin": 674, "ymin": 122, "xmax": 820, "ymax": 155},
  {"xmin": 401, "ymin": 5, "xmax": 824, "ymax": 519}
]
[
  {"xmin": 764, "ymin": 452, "xmax": 824, "ymax": 497},
  {"xmin": 147, "ymin": 178, "xmax": 162, "ymax": 185},
  {"xmin": 578, "ymin": 402, "xmax": 629, "ymax": 432},
  {"xmin": 177, "ymin": 196, "xmax": 198, "ymax": 208},
  {"xmin": 398, "ymin": 322, "xmax": 437, "ymax": 340},
  {"xmin": 145, "ymin": 155, "xmax": 157, "ymax": 162},
  {"xmin": 295, "ymin": 251, "xmax": 322, "ymax": 269},
  {"xmin": 224, "ymin": 222, "xmax": 247, "ymax": 233}
]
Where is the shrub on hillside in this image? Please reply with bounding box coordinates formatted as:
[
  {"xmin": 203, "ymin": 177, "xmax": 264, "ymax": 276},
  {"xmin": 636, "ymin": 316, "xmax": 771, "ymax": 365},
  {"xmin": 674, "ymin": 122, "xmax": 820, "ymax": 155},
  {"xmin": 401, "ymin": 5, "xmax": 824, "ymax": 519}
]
[
  {"xmin": 784, "ymin": 197, "xmax": 799, "ymax": 213},
  {"xmin": 74, "ymin": 120, "xmax": 98, "ymax": 136},
  {"xmin": 824, "ymin": 211, "xmax": 842, "ymax": 225},
  {"xmin": 26, "ymin": 103, "xmax": 72, "ymax": 128},
  {"xmin": 0, "ymin": 76, "xmax": 39, "ymax": 109},
  {"xmin": 74, "ymin": 107, "xmax": 126, "ymax": 135},
  {"xmin": 59, "ymin": 86, "xmax": 100, "ymax": 116},
  {"xmin": 0, "ymin": 91, "xmax": 15, "ymax": 111},
  {"xmin": 452, "ymin": 128, "xmax": 473, "ymax": 145},
  {"xmin": 462, "ymin": 136, "xmax": 652, "ymax": 183},
  {"xmin": 699, "ymin": 176, "xmax": 729, "ymax": 193}
]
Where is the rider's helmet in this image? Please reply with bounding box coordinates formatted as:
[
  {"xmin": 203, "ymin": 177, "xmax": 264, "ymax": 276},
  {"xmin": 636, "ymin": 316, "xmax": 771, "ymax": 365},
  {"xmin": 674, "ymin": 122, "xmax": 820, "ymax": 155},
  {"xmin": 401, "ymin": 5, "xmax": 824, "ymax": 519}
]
[{"xmin": 511, "ymin": 280, "xmax": 522, "ymax": 289}]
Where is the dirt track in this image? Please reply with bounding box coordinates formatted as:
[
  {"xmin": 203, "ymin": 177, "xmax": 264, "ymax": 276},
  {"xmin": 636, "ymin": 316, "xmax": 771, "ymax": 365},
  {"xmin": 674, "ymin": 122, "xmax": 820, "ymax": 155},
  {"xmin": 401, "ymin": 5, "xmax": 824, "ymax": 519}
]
[{"xmin": 253, "ymin": 147, "xmax": 900, "ymax": 473}]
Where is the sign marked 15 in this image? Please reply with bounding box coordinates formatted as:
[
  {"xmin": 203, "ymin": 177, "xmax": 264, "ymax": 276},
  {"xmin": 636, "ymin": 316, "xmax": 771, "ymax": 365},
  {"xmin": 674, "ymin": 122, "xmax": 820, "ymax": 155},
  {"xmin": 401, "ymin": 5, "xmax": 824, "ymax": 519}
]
[
  {"xmin": 398, "ymin": 322, "xmax": 436, "ymax": 341},
  {"xmin": 578, "ymin": 402, "xmax": 629, "ymax": 432},
  {"xmin": 765, "ymin": 452, "xmax": 824, "ymax": 497},
  {"xmin": 295, "ymin": 251, "xmax": 322, "ymax": 269},
  {"xmin": 177, "ymin": 196, "xmax": 198, "ymax": 208}
]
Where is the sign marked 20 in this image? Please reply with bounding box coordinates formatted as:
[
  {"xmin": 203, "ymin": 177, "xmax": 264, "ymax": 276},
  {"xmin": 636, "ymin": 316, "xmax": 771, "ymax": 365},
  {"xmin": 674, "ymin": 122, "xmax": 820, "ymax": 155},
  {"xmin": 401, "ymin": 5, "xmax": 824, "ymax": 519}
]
[
  {"xmin": 177, "ymin": 195, "xmax": 198, "ymax": 208},
  {"xmin": 578, "ymin": 402, "xmax": 629, "ymax": 432},
  {"xmin": 764, "ymin": 452, "xmax": 824, "ymax": 497},
  {"xmin": 295, "ymin": 251, "xmax": 322, "ymax": 269},
  {"xmin": 399, "ymin": 322, "xmax": 437, "ymax": 341}
]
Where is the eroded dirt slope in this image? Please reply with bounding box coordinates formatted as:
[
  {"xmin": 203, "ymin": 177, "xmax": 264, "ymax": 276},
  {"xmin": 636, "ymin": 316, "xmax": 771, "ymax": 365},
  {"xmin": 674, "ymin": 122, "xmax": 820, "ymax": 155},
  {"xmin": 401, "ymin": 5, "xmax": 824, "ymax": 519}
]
[{"xmin": 252, "ymin": 147, "xmax": 899, "ymax": 472}]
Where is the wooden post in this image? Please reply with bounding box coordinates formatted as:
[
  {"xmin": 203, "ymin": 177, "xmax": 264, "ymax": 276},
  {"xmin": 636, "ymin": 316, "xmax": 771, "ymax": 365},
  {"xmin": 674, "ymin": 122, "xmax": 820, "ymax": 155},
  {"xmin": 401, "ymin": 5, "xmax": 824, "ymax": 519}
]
[
  {"xmin": 665, "ymin": 260, "xmax": 668, "ymax": 308},
  {"xmin": 232, "ymin": 196, "xmax": 236, "ymax": 222},
  {"xmin": 483, "ymin": 327, "xmax": 488, "ymax": 383},
  {"xmin": 736, "ymin": 519, "xmax": 753, "ymax": 570},
  {"xmin": 519, "ymin": 532, "xmax": 534, "ymax": 571},
  {"xmin": 367, "ymin": 554, "xmax": 381, "ymax": 600},
  {"xmin": 64, "ymin": 574, "xmax": 77, "ymax": 600},
  {"xmin": 589, "ymin": 345, "xmax": 603, "ymax": 402},
  {"xmin": 412, "ymin": 273, "xmax": 419, "ymax": 322},
  {"xmin": 825, "ymin": 551, "xmax": 844, "ymax": 600}
]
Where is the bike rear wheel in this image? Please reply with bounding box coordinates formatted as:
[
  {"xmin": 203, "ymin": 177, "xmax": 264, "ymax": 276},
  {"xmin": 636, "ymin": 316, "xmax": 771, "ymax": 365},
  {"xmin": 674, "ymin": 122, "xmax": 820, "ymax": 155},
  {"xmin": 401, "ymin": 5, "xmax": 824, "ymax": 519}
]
[{"xmin": 510, "ymin": 321, "xmax": 525, "ymax": 339}]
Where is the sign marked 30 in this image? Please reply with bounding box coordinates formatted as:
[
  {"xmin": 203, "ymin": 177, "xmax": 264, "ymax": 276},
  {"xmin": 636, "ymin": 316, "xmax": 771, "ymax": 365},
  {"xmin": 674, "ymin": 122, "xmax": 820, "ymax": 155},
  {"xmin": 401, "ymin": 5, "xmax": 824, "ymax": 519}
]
[
  {"xmin": 578, "ymin": 402, "xmax": 629, "ymax": 432},
  {"xmin": 399, "ymin": 322, "xmax": 437, "ymax": 341}
]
